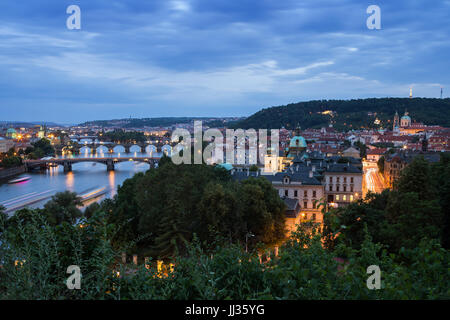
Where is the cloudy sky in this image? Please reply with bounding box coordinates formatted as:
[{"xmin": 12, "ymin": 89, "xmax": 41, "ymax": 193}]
[{"xmin": 1, "ymin": 0, "xmax": 449, "ymax": 123}]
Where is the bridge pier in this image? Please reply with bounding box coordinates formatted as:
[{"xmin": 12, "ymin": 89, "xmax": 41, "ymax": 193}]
[
  {"xmin": 106, "ymin": 159, "xmax": 115, "ymax": 171},
  {"xmin": 63, "ymin": 162, "xmax": 72, "ymax": 173}
]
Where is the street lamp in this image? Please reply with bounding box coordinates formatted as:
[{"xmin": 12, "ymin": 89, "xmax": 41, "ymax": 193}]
[{"xmin": 245, "ymin": 232, "xmax": 254, "ymax": 253}]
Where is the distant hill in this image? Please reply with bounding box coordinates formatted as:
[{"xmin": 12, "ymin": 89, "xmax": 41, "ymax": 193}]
[
  {"xmin": 231, "ymin": 98, "xmax": 450, "ymax": 131},
  {"xmin": 80, "ymin": 117, "xmax": 243, "ymax": 128}
]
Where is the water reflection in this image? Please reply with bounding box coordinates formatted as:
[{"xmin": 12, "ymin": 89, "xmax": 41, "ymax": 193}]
[{"xmin": 0, "ymin": 151, "xmax": 161, "ymax": 214}]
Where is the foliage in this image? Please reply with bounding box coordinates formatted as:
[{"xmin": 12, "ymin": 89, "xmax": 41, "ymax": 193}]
[
  {"xmin": 324, "ymin": 154, "xmax": 449, "ymax": 253},
  {"xmin": 0, "ymin": 148, "xmax": 22, "ymax": 168},
  {"xmin": 1, "ymin": 214, "xmax": 448, "ymax": 300},
  {"xmin": 102, "ymin": 130, "xmax": 147, "ymax": 143},
  {"xmin": 233, "ymin": 98, "xmax": 450, "ymax": 130},
  {"xmin": 25, "ymin": 138, "xmax": 55, "ymax": 159}
]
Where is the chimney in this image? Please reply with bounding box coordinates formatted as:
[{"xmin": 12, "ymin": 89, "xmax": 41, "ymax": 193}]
[{"xmin": 309, "ymin": 170, "xmax": 313, "ymax": 178}]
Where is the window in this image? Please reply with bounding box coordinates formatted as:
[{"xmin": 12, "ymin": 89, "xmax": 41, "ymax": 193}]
[
  {"xmin": 344, "ymin": 177, "xmax": 347, "ymax": 183},
  {"xmin": 336, "ymin": 195, "xmax": 340, "ymax": 201},
  {"xmin": 351, "ymin": 177, "xmax": 354, "ymax": 183},
  {"xmin": 312, "ymin": 202, "xmax": 316, "ymax": 209},
  {"xmin": 304, "ymin": 201, "xmax": 308, "ymax": 208},
  {"xmin": 350, "ymin": 186, "xmax": 353, "ymax": 192},
  {"xmin": 336, "ymin": 185, "xmax": 340, "ymax": 192},
  {"xmin": 312, "ymin": 213, "xmax": 316, "ymax": 221},
  {"xmin": 350, "ymin": 195, "xmax": 354, "ymax": 201},
  {"xmin": 329, "ymin": 177, "xmax": 333, "ymax": 183},
  {"xmin": 329, "ymin": 185, "xmax": 332, "ymax": 191},
  {"xmin": 294, "ymin": 190, "xmax": 298, "ymax": 197},
  {"xmin": 343, "ymin": 195, "xmax": 347, "ymax": 201},
  {"xmin": 284, "ymin": 190, "xmax": 288, "ymax": 197},
  {"xmin": 337, "ymin": 177, "xmax": 340, "ymax": 183},
  {"xmin": 313, "ymin": 190, "xmax": 317, "ymax": 198},
  {"xmin": 304, "ymin": 190, "xmax": 308, "ymax": 197},
  {"xmin": 343, "ymin": 186, "xmax": 347, "ymax": 192}
]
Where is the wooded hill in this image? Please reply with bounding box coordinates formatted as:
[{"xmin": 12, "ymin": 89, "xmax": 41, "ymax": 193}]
[{"xmin": 231, "ymin": 98, "xmax": 450, "ymax": 131}]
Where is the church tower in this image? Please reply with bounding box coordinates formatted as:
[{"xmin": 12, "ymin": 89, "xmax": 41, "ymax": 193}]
[{"xmin": 393, "ymin": 111, "xmax": 399, "ymax": 132}]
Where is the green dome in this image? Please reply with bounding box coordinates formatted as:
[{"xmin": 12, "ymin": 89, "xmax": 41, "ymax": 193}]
[
  {"xmin": 289, "ymin": 136, "xmax": 307, "ymax": 148},
  {"xmin": 401, "ymin": 115, "xmax": 411, "ymax": 121},
  {"xmin": 217, "ymin": 163, "xmax": 233, "ymax": 171}
]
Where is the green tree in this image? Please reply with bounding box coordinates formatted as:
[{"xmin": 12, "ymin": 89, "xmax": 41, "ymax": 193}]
[{"xmin": 43, "ymin": 191, "xmax": 82, "ymax": 225}]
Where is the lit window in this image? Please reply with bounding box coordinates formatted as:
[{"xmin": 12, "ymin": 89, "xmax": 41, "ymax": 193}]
[
  {"xmin": 336, "ymin": 195, "xmax": 340, "ymax": 201},
  {"xmin": 350, "ymin": 195, "xmax": 354, "ymax": 201},
  {"xmin": 343, "ymin": 195, "xmax": 347, "ymax": 201}
]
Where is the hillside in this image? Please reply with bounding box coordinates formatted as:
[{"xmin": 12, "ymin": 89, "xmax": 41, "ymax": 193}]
[
  {"xmin": 232, "ymin": 98, "xmax": 450, "ymax": 130},
  {"xmin": 80, "ymin": 117, "xmax": 242, "ymax": 128}
]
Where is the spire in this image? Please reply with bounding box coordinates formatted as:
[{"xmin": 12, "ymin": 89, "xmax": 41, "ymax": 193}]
[{"xmin": 409, "ymin": 87, "xmax": 413, "ymax": 99}]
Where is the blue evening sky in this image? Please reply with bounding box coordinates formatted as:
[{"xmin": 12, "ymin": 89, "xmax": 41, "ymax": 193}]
[{"xmin": 0, "ymin": 0, "xmax": 449, "ymax": 123}]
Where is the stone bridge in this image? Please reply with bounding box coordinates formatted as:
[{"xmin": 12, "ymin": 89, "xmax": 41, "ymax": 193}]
[
  {"xmin": 24, "ymin": 157, "xmax": 160, "ymax": 173},
  {"xmin": 56, "ymin": 142, "xmax": 174, "ymax": 155}
]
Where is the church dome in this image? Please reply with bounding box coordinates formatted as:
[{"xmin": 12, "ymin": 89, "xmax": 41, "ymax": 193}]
[
  {"xmin": 217, "ymin": 163, "xmax": 233, "ymax": 171},
  {"xmin": 401, "ymin": 115, "xmax": 411, "ymax": 121},
  {"xmin": 289, "ymin": 136, "xmax": 307, "ymax": 148}
]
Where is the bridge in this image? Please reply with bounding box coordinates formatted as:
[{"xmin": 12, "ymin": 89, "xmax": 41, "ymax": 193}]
[
  {"xmin": 24, "ymin": 157, "xmax": 161, "ymax": 172},
  {"xmin": 57, "ymin": 142, "xmax": 173, "ymax": 155}
]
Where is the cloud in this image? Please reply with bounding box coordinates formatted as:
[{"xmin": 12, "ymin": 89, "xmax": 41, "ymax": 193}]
[{"xmin": 0, "ymin": 0, "xmax": 449, "ymax": 121}]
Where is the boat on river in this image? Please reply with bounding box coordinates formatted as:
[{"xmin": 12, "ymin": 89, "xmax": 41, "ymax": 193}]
[{"xmin": 8, "ymin": 176, "xmax": 31, "ymax": 184}]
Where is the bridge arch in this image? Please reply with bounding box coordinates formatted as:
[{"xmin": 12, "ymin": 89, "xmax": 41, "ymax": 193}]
[
  {"xmin": 145, "ymin": 145, "xmax": 157, "ymax": 155},
  {"xmin": 161, "ymin": 145, "xmax": 172, "ymax": 156}
]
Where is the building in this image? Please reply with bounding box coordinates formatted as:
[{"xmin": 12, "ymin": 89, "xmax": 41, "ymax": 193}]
[
  {"xmin": 393, "ymin": 110, "xmax": 445, "ymax": 135},
  {"xmin": 6, "ymin": 128, "xmax": 17, "ymax": 139},
  {"xmin": 366, "ymin": 148, "xmax": 387, "ymax": 162},
  {"xmin": 383, "ymin": 151, "xmax": 445, "ymax": 188},
  {"xmin": 0, "ymin": 137, "xmax": 15, "ymax": 153},
  {"xmin": 324, "ymin": 163, "xmax": 363, "ymax": 206},
  {"xmin": 232, "ymin": 131, "xmax": 363, "ymax": 236}
]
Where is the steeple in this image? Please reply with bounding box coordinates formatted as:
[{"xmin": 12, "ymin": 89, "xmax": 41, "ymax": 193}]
[{"xmin": 393, "ymin": 111, "xmax": 399, "ymax": 132}]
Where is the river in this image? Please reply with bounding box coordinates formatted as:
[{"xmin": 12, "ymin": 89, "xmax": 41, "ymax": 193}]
[{"xmin": 0, "ymin": 145, "xmax": 163, "ymax": 215}]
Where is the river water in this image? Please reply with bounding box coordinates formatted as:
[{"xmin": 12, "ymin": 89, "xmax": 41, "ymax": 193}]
[{"xmin": 0, "ymin": 145, "xmax": 163, "ymax": 215}]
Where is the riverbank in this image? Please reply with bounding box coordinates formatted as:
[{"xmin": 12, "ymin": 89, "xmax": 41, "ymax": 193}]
[{"xmin": 0, "ymin": 166, "xmax": 26, "ymax": 181}]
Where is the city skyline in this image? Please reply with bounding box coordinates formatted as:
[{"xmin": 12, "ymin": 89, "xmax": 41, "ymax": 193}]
[{"xmin": 1, "ymin": 0, "xmax": 450, "ymax": 122}]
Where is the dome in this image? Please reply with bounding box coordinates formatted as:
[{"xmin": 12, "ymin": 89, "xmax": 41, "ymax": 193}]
[
  {"xmin": 6, "ymin": 128, "xmax": 16, "ymax": 134},
  {"xmin": 401, "ymin": 115, "xmax": 411, "ymax": 121},
  {"xmin": 289, "ymin": 136, "xmax": 307, "ymax": 148},
  {"xmin": 217, "ymin": 163, "xmax": 233, "ymax": 171}
]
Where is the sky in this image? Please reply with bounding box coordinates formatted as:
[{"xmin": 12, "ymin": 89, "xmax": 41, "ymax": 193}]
[{"xmin": 0, "ymin": 0, "xmax": 449, "ymax": 123}]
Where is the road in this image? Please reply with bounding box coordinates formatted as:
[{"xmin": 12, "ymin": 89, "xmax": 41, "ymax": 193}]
[{"xmin": 364, "ymin": 167, "xmax": 385, "ymax": 194}]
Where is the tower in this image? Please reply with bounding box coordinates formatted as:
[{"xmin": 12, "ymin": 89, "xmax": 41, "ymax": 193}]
[
  {"xmin": 409, "ymin": 87, "xmax": 413, "ymax": 99},
  {"xmin": 393, "ymin": 111, "xmax": 399, "ymax": 132},
  {"xmin": 441, "ymin": 87, "xmax": 443, "ymax": 99}
]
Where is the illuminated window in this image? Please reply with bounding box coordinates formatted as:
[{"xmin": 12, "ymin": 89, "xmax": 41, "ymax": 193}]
[
  {"xmin": 304, "ymin": 201, "xmax": 308, "ymax": 208},
  {"xmin": 350, "ymin": 195, "xmax": 354, "ymax": 201},
  {"xmin": 343, "ymin": 195, "xmax": 347, "ymax": 201},
  {"xmin": 336, "ymin": 195, "xmax": 340, "ymax": 201}
]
